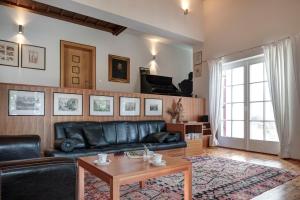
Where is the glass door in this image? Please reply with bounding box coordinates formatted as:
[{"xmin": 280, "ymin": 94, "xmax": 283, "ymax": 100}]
[{"xmin": 219, "ymin": 55, "xmax": 279, "ymax": 154}]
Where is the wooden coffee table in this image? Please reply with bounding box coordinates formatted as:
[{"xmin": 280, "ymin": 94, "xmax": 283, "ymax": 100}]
[{"xmin": 77, "ymin": 154, "xmax": 192, "ymax": 200}]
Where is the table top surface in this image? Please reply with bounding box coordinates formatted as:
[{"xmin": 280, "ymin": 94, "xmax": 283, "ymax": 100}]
[{"xmin": 78, "ymin": 154, "xmax": 192, "ymax": 178}]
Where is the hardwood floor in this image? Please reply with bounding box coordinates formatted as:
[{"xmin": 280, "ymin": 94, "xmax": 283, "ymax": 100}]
[{"xmin": 186, "ymin": 147, "xmax": 300, "ymax": 200}]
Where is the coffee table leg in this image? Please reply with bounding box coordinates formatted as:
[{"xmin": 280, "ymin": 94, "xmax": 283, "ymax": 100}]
[
  {"xmin": 78, "ymin": 166, "xmax": 85, "ymax": 200},
  {"xmin": 139, "ymin": 181, "xmax": 145, "ymax": 189},
  {"xmin": 110, "ymin": 178, "xmax": 120, "ymax": 200},
  {"xmin": 184, "ymin": 166, "xmax": 192, "ymax": 200}
]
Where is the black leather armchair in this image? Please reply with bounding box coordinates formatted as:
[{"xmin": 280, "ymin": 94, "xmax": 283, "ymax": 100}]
[{"xmin": 0, "ymin": 135, "xmax": 77, "ymax": 200}]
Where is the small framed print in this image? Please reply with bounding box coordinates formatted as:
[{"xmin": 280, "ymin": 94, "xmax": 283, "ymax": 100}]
[
  {"xmin": 72, "ymin": 55, "xmax": 80, "ymax": 63},
  {"xmin": 120, "ymin": 97, "xmax": 140, "ymax": 116},
  {"xmin": 9, "ymin": 90, "xmax": 45, "ymax": 116},
  {"xmin": 21, "ymin": 44, "xmax": 46, "ymax": 70},
  {"xmin": 72, "ymin": 77, "xmax": 80, "ymax": 84},
  {"xmin": 90, "ymin": 95, "xmax": 114, "ymax": 116},
  {"xmin": 194, "ymin": 64, "xmax": 202, "ymax": 78},
  {"xmin": 72, "ymin": 66, "xmax": 80, "ymax": 74},
  {"xmin": 193, "ymin": 51, "xmax": 202, "ymax": 65},
  {"xmin": 53, "ymin": 93, "xmax": 82, "ymax": 116},
  {"xmin": 145, "ymin": 98, "xmax": 163, "ymax": 116},
  {"xmin": 0, "ymin": 40, "xmax": 19, "ymax": 67}
]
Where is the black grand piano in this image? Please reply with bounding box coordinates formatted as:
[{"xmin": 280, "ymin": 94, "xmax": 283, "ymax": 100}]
[{"xmin": 140, "ymin": 68, "xmax": 192, "ymax": 96}]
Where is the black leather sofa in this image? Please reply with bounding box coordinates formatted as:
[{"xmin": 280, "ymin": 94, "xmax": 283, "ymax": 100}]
[
  {"xmin": 45, "ymin": 120, "xmax": 186, "ymax": 158},
  {"xmin": 0, "ymin": 135, "xmax": 76, "ymax": 200}
]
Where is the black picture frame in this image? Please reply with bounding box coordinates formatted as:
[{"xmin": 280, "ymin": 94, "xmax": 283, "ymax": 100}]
[
  {"xmin": 21, "ymin": 44, "xmax": 46, "ymax": 70},
  {"xmin": 0, "ymin": 40, "xmax": 19, "ymax": 68}
]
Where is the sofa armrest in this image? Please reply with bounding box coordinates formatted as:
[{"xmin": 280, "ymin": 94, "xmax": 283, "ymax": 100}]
[
  {"xmin": 0, "ymin": 135, "xmax": 41, "ymax": 162},
  {"xmin": 0, "ymin": 157, "xmax": 76, "ymax": 200}
]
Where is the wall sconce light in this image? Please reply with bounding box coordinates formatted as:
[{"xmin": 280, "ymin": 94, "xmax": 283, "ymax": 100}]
[
  {"xmin": 152, "ymin": 55, "xmax": 156, "ymax": 60},
  {"xmin": 184, "ymin": 9, "xmax": 189, "ymax": 15},
  {"xmin": 18, "ymin": 25, "xmax": 24, "ymax": 34}
]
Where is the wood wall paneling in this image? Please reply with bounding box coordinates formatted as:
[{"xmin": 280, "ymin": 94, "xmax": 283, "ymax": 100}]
[{"xmin": 0, "ymin": 82, "xmax": 205, "ymax": 151}]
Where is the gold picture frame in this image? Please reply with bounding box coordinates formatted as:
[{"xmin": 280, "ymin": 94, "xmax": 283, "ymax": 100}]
[{"xmin": 108, "ymin": 54, "xmax": 130, "ymax": 83}]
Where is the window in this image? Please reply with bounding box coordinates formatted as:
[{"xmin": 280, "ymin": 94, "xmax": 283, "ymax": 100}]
[{"xmin": 220, "ymin": 55, "xmax": 279, "ymax": 142}]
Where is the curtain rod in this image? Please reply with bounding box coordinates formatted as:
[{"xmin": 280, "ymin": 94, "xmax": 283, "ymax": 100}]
[{"xmin": 202, "ymin": 36, "xmax": 291, "ymax": 63}]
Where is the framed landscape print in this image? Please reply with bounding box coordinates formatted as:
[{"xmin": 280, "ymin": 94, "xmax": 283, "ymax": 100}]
[
  {"xmin": 109, "ymin": 54, "xmax": 130, "ymax": 83},
  {"xmin": 53, "ymin": 93, "xmax": 82, "ymax": 116},
  {"xmin": 21, "ymin": 44, "xmax": 46, "ymax": 70},
  {"xmin": 145, "ymin": 98, "xmax": 163, "ymax": 116},
  {"xmin": 120, "ymin": 97, "xmax": 140, "ymax": 116},
  {"xmin": 90, "ymin": 95, "xmax": 114, "ymax": 116},
  {"xmin": 0, "ymin": 40, "xmax": 19, "ymax": 67},
  {"xmin": 8, "ymin": 90, "xmax": 45, "ymax": 116}
]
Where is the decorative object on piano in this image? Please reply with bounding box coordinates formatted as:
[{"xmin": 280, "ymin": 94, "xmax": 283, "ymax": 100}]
[
  {"xmin": 0, "ymin": 40, "xmax": 19, "ymax": 67},
  {"xmin": 8, "ymin": 90, "xmax": 45, "ymax": 116},
  {"xmin": 53, "ymin": 93, "xmax": 83, "ymax": 116},
  {"xmin": 193, "ymin": 51, "xmax": 202, "ymax": 77},
  {"xmin": 140, "ymin": 73, "xmax": 181, "ymax": 96},
  {"xmin": 21, "ymin": 44, "xmax": 46, "ymax": 70},
  {"xmin": 120, "ymin": 97, "xmax": 140, "ymax": 116},
  {"xmin": 178, "ymin": 72, "xmax": 193, "ymax": 97},
  {"xmin": 90, "ymin": 95, "xmax": 114, "ymax": 116},
  {"xmin": 109, "ymin": 54, "xmax": 130, "ymax": 83},
  {"xmin": 144, "ymin": 98, "xmax": 163, "ymax": 116}
]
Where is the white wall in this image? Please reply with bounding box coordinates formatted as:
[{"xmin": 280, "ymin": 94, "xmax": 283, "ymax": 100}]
[
  {"xmin": 199, "ymin": 0, "xmax": 300, "ymax": 159},
  {"xmin": 0, "ymin": 5, "xmax": 193, "ymax": 93},
  {"xmin": 36, "ymin": 0, "xmax": 204, "ymax": 44}
]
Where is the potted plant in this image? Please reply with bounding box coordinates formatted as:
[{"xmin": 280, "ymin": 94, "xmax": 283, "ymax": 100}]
[{"xmin": 167, "ymin": 108, "xmax": 178, "ymax": 123}]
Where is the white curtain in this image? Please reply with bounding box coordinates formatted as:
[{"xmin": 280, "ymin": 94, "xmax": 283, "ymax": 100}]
[
  {"xmin": 208, "ymin": 59, "xmax": 223, "ymax": 146},
  {"xmin": 263, "ymin": 38, "xmax": 300, "ymax": 158}
]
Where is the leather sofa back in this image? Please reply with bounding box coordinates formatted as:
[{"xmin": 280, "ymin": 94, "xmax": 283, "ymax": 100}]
[
  {"xmin": 0, "ymin": 135, "xmax": 41, "ymax": 162},
  {"xmin": 0, "ymin": 157, "xmax": 76, "ymax": 200},
  {"xmin": 54, "ymin": 120, "xmax": 166, "ymax": 145}
]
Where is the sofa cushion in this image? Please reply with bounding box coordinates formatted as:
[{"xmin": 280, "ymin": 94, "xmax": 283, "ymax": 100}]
[
  {"xmin": 164, "ymin": 133, "xmax": 181, "ymax": 143},
  {"xmin": 64, "ymin": 127, "xmax": 86, "ymax": 148},
  {"xmin": 116, "ymin": 122, "xmax": 128, "ymax": 144},
  {"xmin": 82, "ymin": 128, "xmax": 108, "ymax": 147},
  {"xmin": 143, "ymin": 132, "xmax": 169, "ymax": 143},
  {"xmin": 102, "ymin": 122, "xmax": 117, "ymax": 145},
  {"xmin": 54, "ymin": 139, "xmax": 75, "ymax": 152}
]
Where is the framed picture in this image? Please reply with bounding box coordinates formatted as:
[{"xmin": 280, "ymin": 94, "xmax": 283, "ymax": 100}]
[
  {"xmin": 90, "ymin": 95, "xmax": 114, "ymax": 116},
  {"xmin": 21, "ymin": 44, "xmax": 46, "ymax": 70},
  {"xmin": 53, "ymin": 93, "xmax": 82, "ymax": 116},
  {"xmin": 109, "ymin": 54, "xmax": 130, "ymax": 83},
  {"xmin": 120, "ymin": 97, "xmax": 140, "ymax": 116},
  {"xmin": 193, "ymin": 51, "xmax": 202, "ymax": 65},
  {"xmin": 194, "ymin": 64, "xmax": 202, "ymax": 78},
  {"xmin": 8, "ymin": 90, "xmax": 45, "ymax": 116},
  {"xmin": 145, "ymin": 98, "xmax": 163, "ymax": 116},
  {"xmin": 0, "ymin": 40, "xmax": 19, "ymax": 67}
]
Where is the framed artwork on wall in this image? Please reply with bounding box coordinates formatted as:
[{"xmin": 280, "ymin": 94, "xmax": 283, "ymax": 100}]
[
  {"xmin": 8, "ymin": 90, "xmax": 45, "ymax": 116},
  {"xmin": 109, "ymin": 54, "xmax": 130, "ymax": 83},
  {"xmin": 120, "ymin": 97, "xmax": 140, "ymax": 116},
  {"xmin": 193, "ymin": 51, "xmax": 202, "ymax": 78},
  {"xmin": 53, "ymin": 93, "xmax": 82, "ymax": 116},
  {"xmin": 21, "ymin": 44, "xmax": 46, "ymax": 70},
  {"xmin": 145, "ymin": 98, "xmax": 163, "ymax": 116},
  {"xmin": 0, "ymin": 40, "xmax": 19, "ymax": 67},
  {"xmin": 90, "ymin": 95, "xmax": 114, "ymax": 116}
]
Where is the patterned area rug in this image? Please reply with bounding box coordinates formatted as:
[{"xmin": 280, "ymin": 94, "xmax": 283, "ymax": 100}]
[{"xmin": 85, "ymin": 156, "xmax": 298, "ymax": 200}]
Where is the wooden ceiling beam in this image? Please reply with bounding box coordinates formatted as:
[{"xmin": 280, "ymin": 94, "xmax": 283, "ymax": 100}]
[{"xmin": 0, "ymin": 0, "xmax": 126, "ymax": 35}]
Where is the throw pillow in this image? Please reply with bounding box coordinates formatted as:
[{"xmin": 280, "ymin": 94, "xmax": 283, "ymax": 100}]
[
  {"xmin": 64, "ymin": 127, "xmax": 86, "ymax": 148},
  {"xmin": 54, "ymin": 138, "xmax": 75, "ymax": 152},
  {"xmin": 83, "ymin": 127, "xmax": 108, "ymax": 147},
  {"xmin": 143, "ymin": 132, "xmax": 169, "ymax": 143},
  {"xmin": 164, "ymin": 133, "xmax": 181, "ymax": 143}
]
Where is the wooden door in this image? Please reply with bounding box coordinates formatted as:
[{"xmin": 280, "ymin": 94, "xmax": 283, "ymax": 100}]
[{"xmin": 60, "ymin": 40, "xmax": 96, "ymax": 89}]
